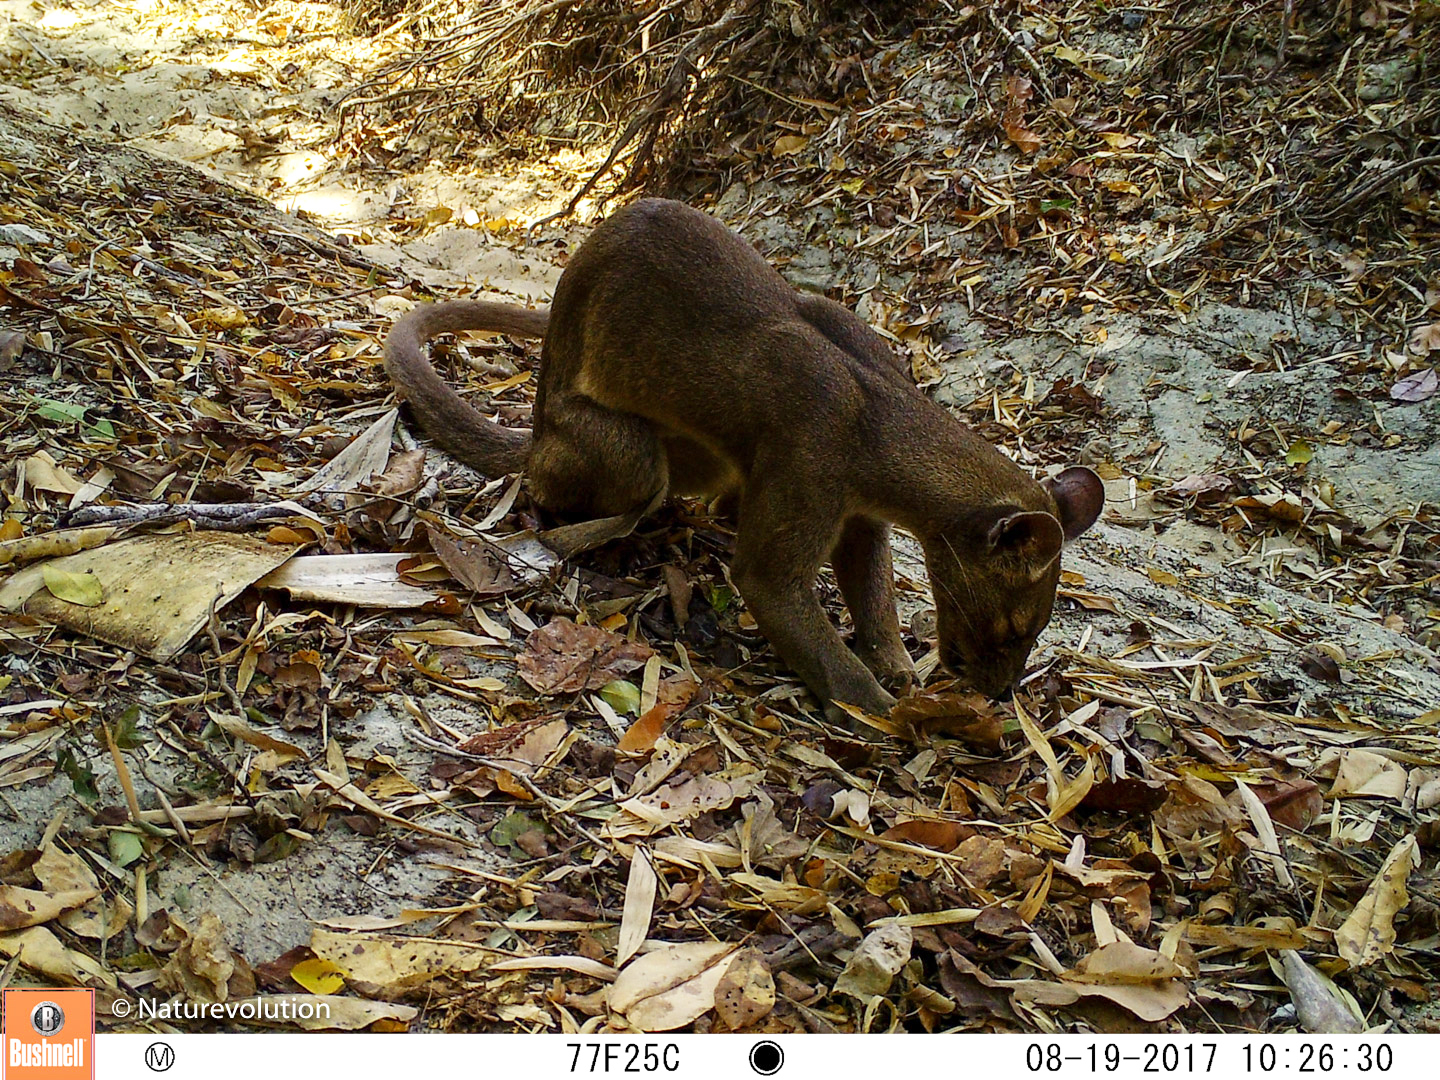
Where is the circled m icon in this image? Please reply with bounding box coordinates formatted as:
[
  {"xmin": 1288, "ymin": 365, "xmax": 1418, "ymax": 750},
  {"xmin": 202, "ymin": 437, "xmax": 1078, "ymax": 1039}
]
[{"xmin": 145, "ymin": 1043, "xmax": 176, "ymax": 1072}]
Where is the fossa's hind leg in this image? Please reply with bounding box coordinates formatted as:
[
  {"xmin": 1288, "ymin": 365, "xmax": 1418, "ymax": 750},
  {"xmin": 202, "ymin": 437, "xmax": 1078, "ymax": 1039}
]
[{"xmin": 529, "ymin": 391, "xmax": 667, "ymax": 519}]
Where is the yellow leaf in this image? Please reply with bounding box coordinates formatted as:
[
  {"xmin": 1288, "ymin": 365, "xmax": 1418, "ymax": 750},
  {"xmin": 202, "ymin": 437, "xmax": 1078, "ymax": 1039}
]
[
  {"xmin": 192, "ymin": 306, "xmax": 248, "ymax": 330},
  {"xmin": 480, "ymin": 370, "xmax": 531, "ymax": 393},
  {"xmin": 772, "ymin": 135, "xmax": 809, "ymax": 156},
  {"xmin": 41, "ymin": 563, "xmax": 104, "ymax": 606},
  {"xmin": 291, "ymin": 957, "xmax": 347, "ymax": 995},
  {"xmin": 1335, "ymin": 835, "xmax": 1417, "ymax": 968},
  {"xmin": 1285, "ymin": 439, "xmax": 1314, "ymax": 465}
]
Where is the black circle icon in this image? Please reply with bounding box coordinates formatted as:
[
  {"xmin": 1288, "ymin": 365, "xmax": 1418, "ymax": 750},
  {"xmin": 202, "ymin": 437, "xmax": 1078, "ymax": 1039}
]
[
  {"xmin": 30, "ymin": 1001, "xmax": 65, "ymax": 1038},
  {"xmin": 144, "ymin": 1043, "xmax": 175, "ymax": 1072},
  {"xmin": 749, "ymin": 1041, "xmax": 784, "ymax": 1075}
]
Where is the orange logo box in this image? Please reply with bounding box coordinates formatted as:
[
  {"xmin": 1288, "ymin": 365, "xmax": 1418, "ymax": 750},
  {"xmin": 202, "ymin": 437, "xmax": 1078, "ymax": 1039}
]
[{"xmin": 3, "ymin": 990, "xmax": 94, "ymax": 1080}]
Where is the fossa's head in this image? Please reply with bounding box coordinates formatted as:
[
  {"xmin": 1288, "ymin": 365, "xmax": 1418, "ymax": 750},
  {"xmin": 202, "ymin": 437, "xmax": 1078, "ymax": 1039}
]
[{"xmin": 924, "ymin": 467, "xmax": 1104, "ymax": 698}]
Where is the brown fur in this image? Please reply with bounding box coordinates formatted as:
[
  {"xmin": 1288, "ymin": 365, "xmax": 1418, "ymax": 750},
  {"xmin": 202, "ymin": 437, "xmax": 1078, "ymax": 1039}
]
[{"xmin": 385, "ymin": 199, "xmax": 1104, "ymax": 718}]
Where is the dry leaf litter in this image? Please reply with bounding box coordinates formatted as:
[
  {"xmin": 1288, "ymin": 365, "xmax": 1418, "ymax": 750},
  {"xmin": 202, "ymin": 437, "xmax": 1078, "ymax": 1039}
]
[{"xmin": 0, "ymin": 0, "xmax": 1437, "ymax": 1036}]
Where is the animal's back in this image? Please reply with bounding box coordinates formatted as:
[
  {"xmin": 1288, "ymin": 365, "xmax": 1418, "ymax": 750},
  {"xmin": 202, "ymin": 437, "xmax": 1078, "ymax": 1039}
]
[{"xmin": 547, "ymin": 199, "xmax": 896, "ymax": 463}]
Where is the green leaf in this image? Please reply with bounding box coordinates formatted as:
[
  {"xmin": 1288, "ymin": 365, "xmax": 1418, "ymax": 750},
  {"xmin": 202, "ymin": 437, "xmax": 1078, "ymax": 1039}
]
[
  {"xmin": 57, "ymin": 747, "xmax": 98, "ymax": 803},
  {"xmin": 34, "ymin": 398, "xmax": 89, "ymax": 425},
  {"xmin": 112, "ymin": 705, "xmax": 146, "ymax": 749},
  {"xmin": 42, "ymin": 564, "xmax": 104, "ymax": 606},
  {"xmin": 256, "ymin": 832, "xmax": 301, "ymax": 863},
  {"xmin": 1285, "ymin": 438, "xmax": 1314, "ymax": 465},
  {"xmin": 109, "ymin": 830, "xmax": 145, "ymax": 868},
  {"xmin": 490, "ymin": 811, "xmax": 547, "ymax": 855},
  {"xmin": 599, "ymin": 679, "xmax": 641, "ymax": 715}
]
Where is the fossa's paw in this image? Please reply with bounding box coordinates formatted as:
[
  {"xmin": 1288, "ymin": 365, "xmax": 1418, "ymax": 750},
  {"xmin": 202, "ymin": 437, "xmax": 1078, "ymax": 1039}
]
[
  {"xmin": 857, "ymin": 647, "xmax": 916, "ymax": 698},
  {"xmin": 825, "ymin": 687, "xmax": 896, "ymax": 730}
]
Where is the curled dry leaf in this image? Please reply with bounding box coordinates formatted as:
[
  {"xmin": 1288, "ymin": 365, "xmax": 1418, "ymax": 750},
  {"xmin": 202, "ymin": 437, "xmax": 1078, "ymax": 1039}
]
[
  {"xmin": 23, "ymin": 451, "xmax": 84, "ymax": 495},
  {"xmin": 890, "ymin": 690, "xmax": 1003, "ymax": 750},
  {"xmin": 1334, "ymin": 833, "xmax": 1418, "ymax": 968},
  {"xmin": 1328, "ymin": 748, "xmax": 1408, "ymax": 800},
  {"xmin": 426, "ymin": 525, "xmax": 519, "ymax": 596},
  {"xmin": 1406, "ymin": 322, "xmax": 1440, "ymax": 354},
  {"xmin": 879, "ymin": 818, "xmax": 971, "ymax": 853},
  {"xmin": 617, "ymin": 848, "xmax": 658, "ymax": 967},
  {"xmin": 1277, "ymin": 950, "xmax": 1363, "ymax": 1034},
  {"xmin": 0, "ymin": 882, "xmax": 101, "ymax": 930},
  {"xmin": 518, "ymin": 617, "xmax": 655, "ymax": 695},
  {"xmin": 1389, "ymin": 367, "xmax": 1438, "ymax": 402},
  {"xmin": 1062, "ymin": 938, "xmax": 1190, "ymax": 1022},
  {"xmin": 833, "ymin": 923, "xmax": 913, "ymax": 1000},
  {"xmin": 1184, "ymin": 918, "xmax": 1307, "ymax": 952},
  {"xmin": 0, "ymin": 525, "xmax": 116, "ymax": 567},
  {"xmin": 154, "ymin": 912, "xmax": 256, "ymax": 1004},
  {"xmin": 713, "ymin": 949, "xmax": 775, "ymax": 1030},
  {"xmin": 374, "ymin": 448, "xmax": 427, "ymax": 498},
  {"xmin": 607, "ymin": 941, "xmax": 739, "ymax": 1032}
]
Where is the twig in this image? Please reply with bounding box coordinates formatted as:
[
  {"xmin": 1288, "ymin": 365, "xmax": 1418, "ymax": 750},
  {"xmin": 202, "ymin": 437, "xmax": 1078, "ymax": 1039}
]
[
  {"xmin": 65, "ymin": 501, "xmax": 317, "ymax": 530},
  {"xmin": 403, "ymin": 727, "xmax": 610, "ymax": 850},
  {"xmin": 526, "ymin": 2, "xmax": 754, "ymax": 236},
  {"xmin": 1317, "ymin": 155, "xmax": 1440, "ymax": 222},
  {"xmin": 987, "ymin": 8, "xmax": 1055, "ymax": 101}
]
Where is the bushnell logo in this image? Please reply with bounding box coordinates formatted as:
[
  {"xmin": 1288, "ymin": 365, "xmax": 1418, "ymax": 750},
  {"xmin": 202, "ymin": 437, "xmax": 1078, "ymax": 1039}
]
[{"xmin": 29, "ymin": 1002, "xmax": 65, "ymax": 1039}]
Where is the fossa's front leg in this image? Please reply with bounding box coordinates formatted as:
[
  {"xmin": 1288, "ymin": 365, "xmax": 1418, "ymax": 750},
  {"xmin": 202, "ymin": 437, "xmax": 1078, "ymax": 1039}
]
[
  {"xmin": 731, "ymin": 480, "xmax": 894, "ymax": 720},
  {"xmin": 831, "ymin": 517, "xmax": 915, "ymax": 695}
]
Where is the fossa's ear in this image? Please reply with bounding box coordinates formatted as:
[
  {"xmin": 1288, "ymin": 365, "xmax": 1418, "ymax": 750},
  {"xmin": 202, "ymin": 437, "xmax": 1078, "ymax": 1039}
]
[
  {"xmin": 1043, "ymin": 466, "xmax": 1104, "ymax": 541},
  {"xmin": 986, "ymin": 509, "xmax": 1064, "ymax": 572}
]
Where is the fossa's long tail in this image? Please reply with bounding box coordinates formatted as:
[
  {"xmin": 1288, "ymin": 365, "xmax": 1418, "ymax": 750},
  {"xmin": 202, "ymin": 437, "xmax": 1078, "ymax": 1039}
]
[{"xmin": 383, "ymin": 300, "xmax": 548, "ymax": 474}]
